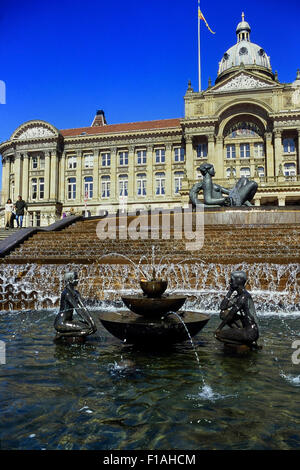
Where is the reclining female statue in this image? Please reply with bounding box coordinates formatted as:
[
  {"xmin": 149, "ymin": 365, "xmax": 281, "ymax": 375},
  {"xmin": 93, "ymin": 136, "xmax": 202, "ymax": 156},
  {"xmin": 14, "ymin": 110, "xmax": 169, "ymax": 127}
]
[
  {"xmin": 54, "ymin": 271, "xmax": 97, "ymax": 340},
  {"xmin": 215, "ymin": 271, "xmax": 259, "ymax": 349},
  {"xmin": 190, "ymin": 163, "xmax": 258, "ymax": 207}
]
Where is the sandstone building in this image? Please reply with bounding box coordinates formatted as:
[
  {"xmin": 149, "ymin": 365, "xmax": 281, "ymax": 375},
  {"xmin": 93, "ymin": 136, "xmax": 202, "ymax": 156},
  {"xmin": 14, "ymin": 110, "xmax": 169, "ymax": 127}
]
[{"xmin": 1, "ymin": 15, "xmax": 300, "ymax": 225}]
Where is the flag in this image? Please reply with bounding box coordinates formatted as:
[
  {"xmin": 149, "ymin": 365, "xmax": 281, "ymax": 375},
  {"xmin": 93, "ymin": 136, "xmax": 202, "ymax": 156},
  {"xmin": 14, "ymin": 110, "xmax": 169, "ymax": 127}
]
[{"xmin": 198, "ymin": 7, "xmax": 215, "ymax": 34}]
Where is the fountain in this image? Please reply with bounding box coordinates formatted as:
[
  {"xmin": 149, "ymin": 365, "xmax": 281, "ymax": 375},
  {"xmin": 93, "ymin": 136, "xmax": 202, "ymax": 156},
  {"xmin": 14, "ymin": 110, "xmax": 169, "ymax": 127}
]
[{"xmin": 99, "ymin": 266, "xmax": 210, "ymax": 346}]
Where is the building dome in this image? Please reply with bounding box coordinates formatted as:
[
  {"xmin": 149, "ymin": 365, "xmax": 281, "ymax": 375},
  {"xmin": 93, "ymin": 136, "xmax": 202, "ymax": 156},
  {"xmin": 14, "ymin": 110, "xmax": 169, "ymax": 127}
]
[{"xmin": 217, "ymin": 13, "xmax": 272, "ymax": 78}]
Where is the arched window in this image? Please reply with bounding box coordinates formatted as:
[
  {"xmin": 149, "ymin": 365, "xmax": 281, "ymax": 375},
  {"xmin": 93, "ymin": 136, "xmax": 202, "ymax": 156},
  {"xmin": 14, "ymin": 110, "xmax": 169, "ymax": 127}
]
[
  {"xmin": 284, "ymin": 163, "xmax": 296, "ymax": 176},
  {"xmin": 174, "ymin": 171, "xmax": 185, "ymax": 193},
  {"xmin": 101, "ymin": 176, "xmax": 110, "ymax": 198},
  {"xmin": 136, "ymin": 173, "xmax": 146, "ymax": 196},
  {"xmin": 67, "ymin": 177, "xmax": 76, "ymax": 200},
  {"xmin": 240, "ymin": 167, "xmax": 251, "ymax": 178},
  {"xmin": 283, "ymin": 138, "xmax": 295, "ymax": 153},
  {"xmin": 226, "ymin": 168, "xmax": 236, "ymax": 178},
  {"xmin": 257, "ymin": 166, "xmax": 265, "ymax": 177},
  {"xmin": 84, "ymin": 176, "xmax": 93, "ymax": 199},
  {"xmin": 119, "ymin": 174, "xmax": 128, "ymax": 196},
  {"xmin": 155, "ymin": 172, "xmax": 165, "ymax": 195}
]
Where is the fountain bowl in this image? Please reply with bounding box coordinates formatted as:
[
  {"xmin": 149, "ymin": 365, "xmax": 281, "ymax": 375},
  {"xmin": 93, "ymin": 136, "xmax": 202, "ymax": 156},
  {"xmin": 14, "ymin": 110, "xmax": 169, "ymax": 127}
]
[
  {"xmin": 121, "ymin": 294, "xmax": 186, "ymax": 317},
  {"xmin": 140, "ymin": 279, "xmax": 168, "ymax": 298},
  {"xmin": 99, "ymin": 311, "xmax": 210, "ymax": 346}
]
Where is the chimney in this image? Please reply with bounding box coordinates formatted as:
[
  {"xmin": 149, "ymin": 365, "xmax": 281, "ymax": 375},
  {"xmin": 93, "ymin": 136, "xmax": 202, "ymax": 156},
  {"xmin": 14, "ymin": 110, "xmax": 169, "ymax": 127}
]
[{"xmin": 91, "ymin": 109, "xmax": 107, "ymax": 127}]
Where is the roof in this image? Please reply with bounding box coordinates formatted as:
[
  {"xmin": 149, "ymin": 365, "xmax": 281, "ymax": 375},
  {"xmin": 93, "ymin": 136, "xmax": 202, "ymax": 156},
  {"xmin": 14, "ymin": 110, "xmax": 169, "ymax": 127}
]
[{"xmin": 61, "ymin": 118, "xmax": 182, "ymax": 137}]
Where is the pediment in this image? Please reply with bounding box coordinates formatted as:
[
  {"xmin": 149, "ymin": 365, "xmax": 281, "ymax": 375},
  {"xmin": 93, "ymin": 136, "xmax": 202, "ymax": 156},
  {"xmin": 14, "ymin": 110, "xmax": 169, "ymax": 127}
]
[
  {"xmin": 210, "ymin": 72, "xmax": 277, "ymax": 93},
  {"xmin": 11, "ymin": 120, "xmax": 59, "ymax": 140}
]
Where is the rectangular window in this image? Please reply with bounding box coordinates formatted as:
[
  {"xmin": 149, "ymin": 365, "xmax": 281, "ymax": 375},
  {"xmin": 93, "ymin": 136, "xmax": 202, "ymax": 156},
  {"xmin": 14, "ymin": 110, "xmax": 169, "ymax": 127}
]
[
  {"xmin": 101, "ymin": 153, "xmax": 111, "ymax": 167},
  {"xmin": 283, "ymin": 138, "xmax": 295, "ymax": 153},
  {"xmin": 197, "ymin": 143, "xmax": 208, "ymax": 158},
  {"xmin": 137, "ymin": 150, "xmax": 147, "ymax": 165},
  {"xmin": 84, "ymin": 177, "xmax": 93, "ymax": 199},
  {"xmin": 254, "ymin": 143, "xmax": 264, "ymax": 158},
  {"xmin": 226, "ymin": 144, "xmax": 236, "ymax": 159},
  {"xmin": 155, "ymin": 149, "xmax": 165, "ymax": 164},
  {"xmin": 32, "ymin": 178, "xmax": 37, "ymax": 199},
  {"xmin": 84, "ymin": 154, "xmax": 94, "ymax": 168},
  {"xmin": 40, "ymin": 156, "xmax": 45, "ymax": 169},
  {"xmin": 68, "ymin": 156, "xmax": 77, "ymax": 169},
  {"xmin": 39, "ymin": 178, "xmax": 44, "ymax": 199},
  {"xmin": 119, "ymin": 151, "xmax": 128, "ymax": 166},
  {"xmin": 174, "ymin": 148, "xmax": 185, "ymax": 162},
  {"xmin": 174, "ymin": 172, "xmax": 184, "ymax": 194},
  {"xmin": 119, "ymin": 176, "xmax": 128, "ymax": 196},
  {"xmin": 32, "ymin": 157, "xmax": 38, "ymax": 169},
  {"xmin": 68, "ymin": 178, "xmax": 76, "ymax": 200},
  {"xmin": 240, "ymin": 143, "xmax": 250, "ymax": 158},
  {"xmin": 137, "ymin": 174, "xmax": 147, "ymax": 196}
]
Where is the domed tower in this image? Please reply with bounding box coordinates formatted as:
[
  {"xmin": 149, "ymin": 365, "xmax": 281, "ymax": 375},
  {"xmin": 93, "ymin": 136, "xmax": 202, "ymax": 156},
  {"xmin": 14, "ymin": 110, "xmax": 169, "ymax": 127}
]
[{"xmin": 216, "ymin": 13, "xmax": 274, "ymax": 84}]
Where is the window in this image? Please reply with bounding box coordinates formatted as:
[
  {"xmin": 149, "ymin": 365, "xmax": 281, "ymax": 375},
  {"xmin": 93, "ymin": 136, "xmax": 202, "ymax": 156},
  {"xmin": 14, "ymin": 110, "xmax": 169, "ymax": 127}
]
[
  {"xmin": 254, "ymin": 143, "xmax": 264, "ymax": 158},
  {"xmin": 32, "ymin": 156, "xmax": 38, "ymax": 169},
  {"xmin": 240, "ymin": 167, "xmax": 251, "ymax": 177},
  {"xmin": 101, "ymin": 176, "xmax": 110, "ymax": 198},
  {"xmin": 68, "ymin": 177, "xmax": 76, "ymax": 200},
  {"xmin": 137, "ymin": 150, "xmax": 147, "ymax": 165},
  {"xmin": 226, "ymin": 144, "xmax": 236, "ymax": 159},
  {"xmin": 68, "ymin": 156, "xmax": 77, "ymax": 169},
  {"xmin": 40, "ymin": 156, "xmax": 45, "ymax": 169},
  {"xmin": 119, "ymin": 151, "xmax": 128, "ymax": 166},
  {"xmin": 226, "ymin": 168, "xmax": 236, "ymax": 178},
  {"xmin": 240, "ymin": 143, "xmax": 250, "ymax": 158},
  {"xmin": 101, "ymin": 153, "xmax": 111, "ymax": 167},
  {"xmin": 174, "ymin": 171, "xmax": 184, "ymax": 194},
  {"xmin": 31, "ymin": 178, "xmax": 37, "ymax": 199},
  {"xmin": 197, "ymin": 143, "xmax": 208, "ymax": 158},
  {"xmin": 156, "ymin": 172, "xmax": 165, "ymax": 195},
  {"xmin": 155, "ymin": 149, "xmax": 165, "ymax": 164},
  {"xmin": 119, "ymin": 175, "xmax": 128, "ymax": 196},
  {"xmin": 257, "ymin": 166, "xmax": 265, "ymax": 177},
  {"xmin": 284, "ymin": 163, "xmax": 296, "ymax": 176},
  {"xmin": 84, "ymin": 154, "xmax": 94, "ymax": 168},
  {"xmin": 39, "ymin": 178, "xmax": 44, "ymax": 199},
  {"xmin": 137, "ymin": 173, "xmax": 146, "ymax": 196},
  {"xmin": 283, "ymin": 138, "xmax": 295, "ymax": 153},
  {"xmin": 84, "ymin": 176, "xmax": 93, "ymax": 199},
  {"xmin": 174, "ymin": 148, "xmax": 185, "ymax": 162}
]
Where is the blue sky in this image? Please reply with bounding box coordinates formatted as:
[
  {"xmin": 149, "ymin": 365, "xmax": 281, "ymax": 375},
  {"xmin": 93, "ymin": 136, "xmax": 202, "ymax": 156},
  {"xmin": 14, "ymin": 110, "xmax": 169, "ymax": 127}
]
[{"xmin": 0, "ymin": 0, "xmax": 299, "ymax": 185}]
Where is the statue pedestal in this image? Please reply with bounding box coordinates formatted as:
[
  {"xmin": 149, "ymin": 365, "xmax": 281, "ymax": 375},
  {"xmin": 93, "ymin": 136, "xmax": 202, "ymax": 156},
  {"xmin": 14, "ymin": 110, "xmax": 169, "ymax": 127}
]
[{"xmin": 53, "ymin": 334, "xmax": 86, "ymax": 344}]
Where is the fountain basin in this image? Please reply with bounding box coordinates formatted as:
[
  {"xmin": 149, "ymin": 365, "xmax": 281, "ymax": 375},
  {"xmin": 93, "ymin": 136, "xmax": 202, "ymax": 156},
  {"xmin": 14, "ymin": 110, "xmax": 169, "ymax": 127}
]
[
  {"xmin": 99, "ymin": 311, "xmax": 210, "ymax": 345},
  {"xmin": 121, "ymin": 295, "xmax": 186, "ymax": 317},
  {"xmin": 139, "ymin": 279, "xmax": 168, "ymax": 298}
]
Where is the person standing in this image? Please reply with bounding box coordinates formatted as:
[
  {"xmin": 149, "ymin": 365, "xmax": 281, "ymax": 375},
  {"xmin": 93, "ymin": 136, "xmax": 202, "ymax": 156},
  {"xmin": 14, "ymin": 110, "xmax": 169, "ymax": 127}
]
[
  {"xmin": 4, "ymin": 198, "xmax": 14, "ymax": 230},
  {"xmin": 14, "ymin": 195, "xmax": 27, "ymax": 229}
]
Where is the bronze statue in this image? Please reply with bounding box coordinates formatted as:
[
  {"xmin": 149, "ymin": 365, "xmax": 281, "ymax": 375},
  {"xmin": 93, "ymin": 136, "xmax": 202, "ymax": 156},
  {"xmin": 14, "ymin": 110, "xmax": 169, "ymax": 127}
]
[
  {"xmin": 54, "ymin": 272, "xmax": 97, "ymax": 340},
  {"xmin": 215, "ymin": 271, "xmax": 259, "ymax": 349},
  {"xmin": 190, "ymin": 163, "xmax": 258, "ymax": 207}
]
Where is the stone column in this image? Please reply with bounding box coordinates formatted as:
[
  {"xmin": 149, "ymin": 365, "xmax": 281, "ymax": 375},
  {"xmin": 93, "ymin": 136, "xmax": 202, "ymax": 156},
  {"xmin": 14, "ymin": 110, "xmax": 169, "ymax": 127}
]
[
  {"xmin": 14, "ymin": 152, "xmax": 22, "ymax": 198},
  {"xmin": 208, "ymin": 133, "xmax": 217, "ymax": 171},
  {"xmin": 128, "ymin": 146, "xmax": 135, "ymax": 201},
  {"xmin": 146, "ymin": 145, "xmax": 153, "ymax": 199},
  {"xmin": 22, "ymin": 153, "xmax": 29, "ymax": 202},
  {"xmin": 165, "ymin": 144, "xmax": 172, "ymax": 197},
  {"xmin": 215, "ymin": 136, "xmax": 224, "ymax": 178},
  {"xmin": 1, "ymin": 158, "xmax": 9, "ymax": 204},
  {"xmin": 185, "ymin": 136, "xmax": 194, "ymax": 180},
  {"xmin": 50, "ymin": 150, "xmax": 58, "ymax": 200},
  {"xmin": 265, "ymin": 132, "xmax": 275, "ymax": 178},
  {"xmin": 92, "ymin": 148, "xmax": 99, "ymax": 201},
  {"xmin": 278, "ymin": 195, "xmax": 286, "ymax": 206},
  {"xmin": 76, "ymin": 150, "xmax": 82, "ymax": 203},
  {"xmin": 59, "ymin": 152, "xmax": 66, "ymax": 202},
  {"xmin": 274, "ymin": 129, "xmax": 283, "ymax": 176},
  {"xmin": 44, "ymin": 152, "xmax": 51, "ymax": 200}
]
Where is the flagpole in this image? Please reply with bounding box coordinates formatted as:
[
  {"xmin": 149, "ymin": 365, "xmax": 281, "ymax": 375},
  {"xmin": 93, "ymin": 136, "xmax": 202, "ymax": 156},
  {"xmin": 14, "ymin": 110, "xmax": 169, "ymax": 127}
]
[{"xmin": 198, "ymin": 0, "xmax": 201, "ymax": 92}]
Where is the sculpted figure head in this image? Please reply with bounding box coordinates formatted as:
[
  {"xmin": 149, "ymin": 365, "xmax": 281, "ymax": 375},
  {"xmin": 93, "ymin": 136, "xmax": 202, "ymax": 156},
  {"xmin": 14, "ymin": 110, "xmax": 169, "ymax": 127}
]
[
  {"xmin": 230, "ymin": 271, "xmax": 247, "ymax": 290},
  {"xmin": 199, "ymin": 163, "xmax": 215, "ymax": 177},
  {"xmin": 64, "ymin": 271, "xmax": 79, "ymax": 287}
]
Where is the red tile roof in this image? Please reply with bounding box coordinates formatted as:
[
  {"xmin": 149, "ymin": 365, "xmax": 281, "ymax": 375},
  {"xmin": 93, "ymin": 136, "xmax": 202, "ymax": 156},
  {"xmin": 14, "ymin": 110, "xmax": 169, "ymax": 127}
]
[{"xmin": 61, "ymin": 118, "xmax": 182, "ymax": 137}]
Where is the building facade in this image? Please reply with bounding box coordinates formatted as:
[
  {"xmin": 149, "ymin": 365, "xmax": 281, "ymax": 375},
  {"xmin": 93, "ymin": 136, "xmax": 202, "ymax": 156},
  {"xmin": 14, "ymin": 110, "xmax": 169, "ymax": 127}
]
[{"xmin": 1, "ymin": 15, "xmax": 300, "ymax": 225}]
